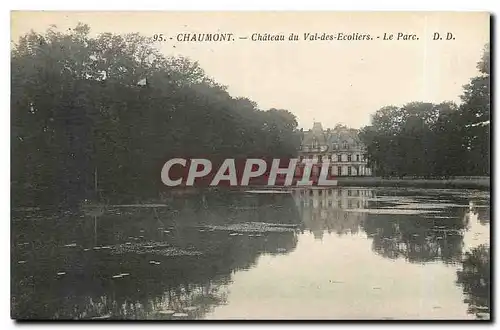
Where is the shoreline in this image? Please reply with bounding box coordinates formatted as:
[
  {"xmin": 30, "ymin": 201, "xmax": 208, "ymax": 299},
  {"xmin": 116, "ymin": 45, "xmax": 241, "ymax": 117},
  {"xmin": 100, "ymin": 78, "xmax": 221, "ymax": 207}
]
[
  {"xmin": 11, "ymin": 177, "xmax": 490, "ymax": 211},
  {"xmin": 335, "ymin": 176, "xmax": 490, "ymax": 190}
]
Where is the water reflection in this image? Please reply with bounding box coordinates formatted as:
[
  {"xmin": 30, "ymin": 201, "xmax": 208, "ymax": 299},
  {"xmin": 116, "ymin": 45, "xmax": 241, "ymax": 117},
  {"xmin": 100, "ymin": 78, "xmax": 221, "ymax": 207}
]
[
  {"xmin": 456, "ymin": 245, "xmax": 490, "ymax": 320},
  {"xmin": 11, "ymin": 187, "xmax": 490, "ymax": 320},
  {"xmin": 292, "ymin": 188, "xmax": 372, "ymax": 239},
  {"xmin": 11, "ymin": 191, "xmax": 299, "ymax": 320},
  {"xmin": 291, "ymin": 187, "xmax": 482, "ymax": 264},
  {"xmin": 363, "ymin": 213, "xmax": 467, "ymax": 264}
]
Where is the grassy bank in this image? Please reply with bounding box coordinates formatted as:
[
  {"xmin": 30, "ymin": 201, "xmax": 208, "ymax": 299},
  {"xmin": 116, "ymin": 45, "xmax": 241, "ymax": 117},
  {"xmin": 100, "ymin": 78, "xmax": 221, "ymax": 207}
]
[{"xmin": 336, "ymin": 176, "xmax": 490, "ymax": 190}]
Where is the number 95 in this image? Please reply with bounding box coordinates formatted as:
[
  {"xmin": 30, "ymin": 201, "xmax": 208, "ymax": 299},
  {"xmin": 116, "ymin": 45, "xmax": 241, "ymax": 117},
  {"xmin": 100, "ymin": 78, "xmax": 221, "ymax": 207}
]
[{"xmin": 153, "ymin": 34, "xmax": 164, "ymax": 41}]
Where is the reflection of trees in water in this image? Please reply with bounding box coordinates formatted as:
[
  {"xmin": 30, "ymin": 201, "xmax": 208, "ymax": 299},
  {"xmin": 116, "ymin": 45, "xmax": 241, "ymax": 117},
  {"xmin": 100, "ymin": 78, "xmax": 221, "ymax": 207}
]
[
  {"xmin": 68, "ymin": 278, "xmax": 230, "ymax": 320},
  {"xmin": 11, "ymin": 246, "xmax": 233, "ymax": 320},
  {"xmin": 362, "ymin": 210, "xmax": 467, "ymax": 264},
  {"xmin": 11, "ymin": 191, "xmax": 299, "ymax": 320},
  {"xmin": 292, "ymin": 188, "xmax": 372, "ymax": 239},
  {"xmin": 456, "ymin": 244, "xmax": 490, "ymax": 320},
  {"xmin": 476, "ymin": 209, "xmax": 490, "ymax": 226},
  {"xmin": 168, "ymin": 191, "xmax": 302, "ymax": 226},
  {"xmin": 463, "ymin": 201, "xmax": 490, "ymax": 226}
]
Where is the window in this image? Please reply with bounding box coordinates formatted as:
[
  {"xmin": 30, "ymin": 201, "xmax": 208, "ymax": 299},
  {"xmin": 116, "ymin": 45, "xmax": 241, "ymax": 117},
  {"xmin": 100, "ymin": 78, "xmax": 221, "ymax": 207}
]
[
  {"xmin": 308, "ymin": 155, "xmax": 313, "ymax": 159},
  {"xmin": 343, "ymin": 141, "xmax": 348, "ymax": 149},
  {"xmin": 299, "ymin": 156, "xmax": 304, "ymax": 162},
  {"xmin": 347, "ymin": 154, "xmax": 352, "ymax": 162},
  {"xmin": 337, "ymin": 166, "xmax": 342, "ymax": 176},
  {"xmin": 348, "ymin": 166, "xmax": 352, "ymax": 176},
  {"xmin": 337, "ymin": 154, "xmax": 342, "ymax": 162},
  {"xmin": 356, "ymin": 154, "xmax": 360, "ymax": 162},
  {"xmin": 318, "ymin": 155, "xmax": 323, "ymax": 162}
]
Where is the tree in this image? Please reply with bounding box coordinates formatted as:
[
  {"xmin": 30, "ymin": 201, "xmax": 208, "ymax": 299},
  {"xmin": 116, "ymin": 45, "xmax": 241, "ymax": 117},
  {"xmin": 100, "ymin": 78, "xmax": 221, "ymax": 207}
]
[
  {"xmin": 360, "ymin": 44, "xmax": 490, "ymax": 178},
  {"xmin": 11, "ymin": 24, "xmax": 302, "ymax": 208},
  {"xmin": 459, "ymin": 44, "xmax": 490, "ymax": 175}
]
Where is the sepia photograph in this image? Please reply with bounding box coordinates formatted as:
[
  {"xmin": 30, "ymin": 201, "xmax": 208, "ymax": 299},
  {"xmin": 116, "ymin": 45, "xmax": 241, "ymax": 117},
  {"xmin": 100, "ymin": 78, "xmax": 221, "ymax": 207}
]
[{"xmin": 10, "ymin": 11, "xmax": 490, "ymax": 320}]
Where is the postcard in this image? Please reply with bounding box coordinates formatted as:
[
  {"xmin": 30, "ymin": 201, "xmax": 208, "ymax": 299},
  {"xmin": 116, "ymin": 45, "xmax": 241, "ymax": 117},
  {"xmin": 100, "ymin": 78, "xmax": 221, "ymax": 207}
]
[{"xmin": 10, "ymin": 11, "xmax": 490, "ymax": 320}]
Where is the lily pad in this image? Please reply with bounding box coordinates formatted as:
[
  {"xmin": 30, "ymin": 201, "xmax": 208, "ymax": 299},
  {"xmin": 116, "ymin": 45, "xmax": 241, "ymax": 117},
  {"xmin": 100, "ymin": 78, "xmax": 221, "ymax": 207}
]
[{"xmin": 205, "ymin": 222, "xmax": 298, "ymax": 233}]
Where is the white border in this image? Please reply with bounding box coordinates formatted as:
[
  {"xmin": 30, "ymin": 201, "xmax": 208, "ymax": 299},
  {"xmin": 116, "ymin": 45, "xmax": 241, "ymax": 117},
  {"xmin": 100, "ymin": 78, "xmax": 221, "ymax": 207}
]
[
  {"xmin": 3, "ymin": 0, "xmax": 500, "ymax": 11},
  {"xmin": 2, "ymin": 1, "xmax": 498, "ymax": 329}
]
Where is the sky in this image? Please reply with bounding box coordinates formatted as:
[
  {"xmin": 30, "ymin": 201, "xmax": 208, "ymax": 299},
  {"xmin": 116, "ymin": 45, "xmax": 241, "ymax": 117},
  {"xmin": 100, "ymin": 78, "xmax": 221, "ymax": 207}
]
[{"xmin": 11, "ymin": 11, "xmax": 490, "ymax": 129}]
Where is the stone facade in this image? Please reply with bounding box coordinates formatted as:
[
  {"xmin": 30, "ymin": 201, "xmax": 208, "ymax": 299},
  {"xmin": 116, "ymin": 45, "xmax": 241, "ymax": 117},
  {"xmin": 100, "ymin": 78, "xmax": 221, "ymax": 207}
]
[{"xmin": 298, "ymin": 122, "xmax": 372, "ymax": 176}]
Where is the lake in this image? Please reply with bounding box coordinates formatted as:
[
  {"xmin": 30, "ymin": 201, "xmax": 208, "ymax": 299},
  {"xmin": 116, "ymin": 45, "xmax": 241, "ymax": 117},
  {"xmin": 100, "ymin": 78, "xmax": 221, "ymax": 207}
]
[{"xmin": 11, "ymin": 187, "xmax": 490, "ymax": 320}]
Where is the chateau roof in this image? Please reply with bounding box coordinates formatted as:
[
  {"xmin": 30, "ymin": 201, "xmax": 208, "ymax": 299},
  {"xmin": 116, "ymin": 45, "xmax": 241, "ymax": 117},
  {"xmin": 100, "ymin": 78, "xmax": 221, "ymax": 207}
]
[
  {"xmin": 300, "ymin": 123, "xmax": 363, "ymax": 149},
  {"xmin": 328, "ymin": 126, "xmax": 361, "ymax": 144},
  {"xmin": 302, "ymin": 122, "xmax": 327, "ymax": 145}
]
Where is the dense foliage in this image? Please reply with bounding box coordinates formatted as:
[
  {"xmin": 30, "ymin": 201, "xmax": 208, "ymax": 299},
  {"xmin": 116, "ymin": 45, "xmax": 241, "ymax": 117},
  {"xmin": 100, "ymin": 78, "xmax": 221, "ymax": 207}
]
[
  {"xmin": 11, "ymin": 24, "xmax": 300, "ymax": 208},
  {"xmin": 360, "ymin": 44, "xmax": 490, "ymax": 178}
]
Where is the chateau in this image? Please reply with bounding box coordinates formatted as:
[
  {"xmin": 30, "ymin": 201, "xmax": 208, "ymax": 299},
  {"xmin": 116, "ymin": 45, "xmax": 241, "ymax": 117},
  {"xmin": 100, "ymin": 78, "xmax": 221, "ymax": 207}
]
[{"xmin": 298, "ymin": 122, "xmax": 372, "ymax": 177}]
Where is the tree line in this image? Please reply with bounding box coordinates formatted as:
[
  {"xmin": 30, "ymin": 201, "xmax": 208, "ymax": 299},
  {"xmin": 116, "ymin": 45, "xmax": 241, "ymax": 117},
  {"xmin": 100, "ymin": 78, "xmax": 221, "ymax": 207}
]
[
  {"xmin": 11, "ymin": 24, "xmax": 490, "ymax": 209},
  {"xmin": 359, "ymin": 44, "xmax": 490, "ymax": 178},
  {"xmin": 11, "ymin": 24, "xmax": 301, "ymax": 208}
]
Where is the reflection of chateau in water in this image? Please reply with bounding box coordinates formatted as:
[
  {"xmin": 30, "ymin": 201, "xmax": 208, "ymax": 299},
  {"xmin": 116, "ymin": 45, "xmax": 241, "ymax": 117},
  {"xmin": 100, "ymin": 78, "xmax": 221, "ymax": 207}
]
[
  {"xmin": 292, "ymin": 187, "xmax": 374, "ymax": 239},
  {"xmin": 12, "ymin": 190, "xmax": 490, "ymax": 320}
]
